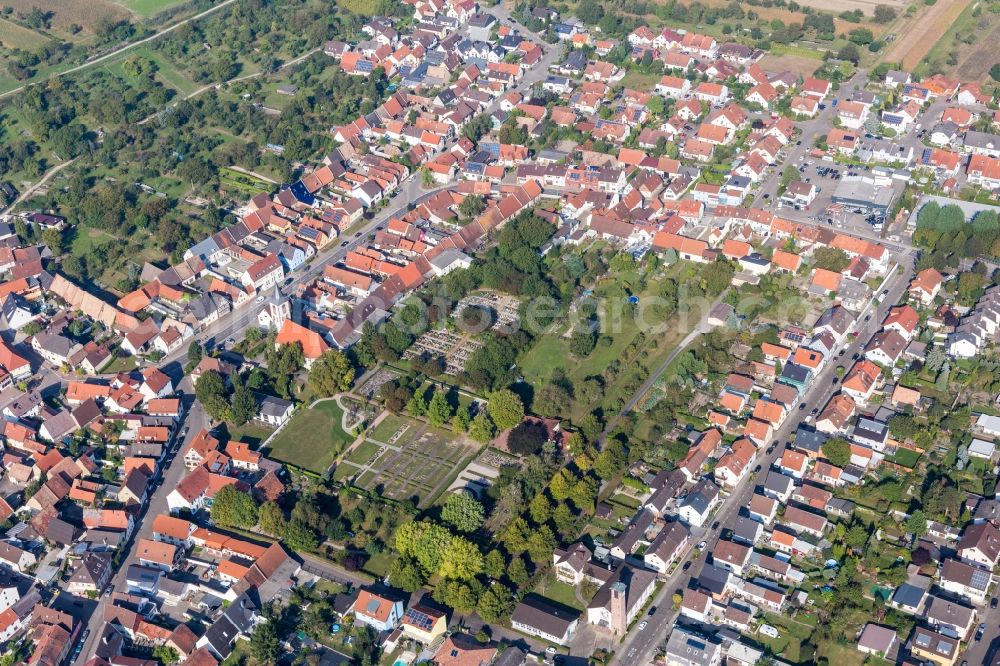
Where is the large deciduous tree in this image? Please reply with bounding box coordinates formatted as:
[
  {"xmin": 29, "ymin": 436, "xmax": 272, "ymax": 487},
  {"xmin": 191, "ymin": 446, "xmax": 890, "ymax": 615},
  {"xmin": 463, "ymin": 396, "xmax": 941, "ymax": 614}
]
[{"xmin": 307, "ymin": 350, "xmax": 355, "ymax": 396}]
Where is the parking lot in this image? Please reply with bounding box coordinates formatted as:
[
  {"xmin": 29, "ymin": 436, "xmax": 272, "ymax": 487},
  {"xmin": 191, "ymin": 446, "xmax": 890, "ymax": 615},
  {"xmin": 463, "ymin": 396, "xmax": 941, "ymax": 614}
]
[{"xmin": 776, "ymin": 158, "xmax": 903, "ymax": 235}]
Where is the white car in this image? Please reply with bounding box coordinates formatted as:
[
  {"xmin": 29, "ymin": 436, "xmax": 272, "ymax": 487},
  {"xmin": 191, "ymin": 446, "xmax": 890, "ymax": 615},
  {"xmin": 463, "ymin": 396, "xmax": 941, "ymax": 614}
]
[
  {"xmin": 639, "ymin": 621, "xmax": 648, "ymax": 630},
  {"xmin": 760, "ymin": 624, "xmax": 779, "ymax": 638},
  {"xmin": 255, "ymin": 295, "xmax": 265, "ymax": 303}
]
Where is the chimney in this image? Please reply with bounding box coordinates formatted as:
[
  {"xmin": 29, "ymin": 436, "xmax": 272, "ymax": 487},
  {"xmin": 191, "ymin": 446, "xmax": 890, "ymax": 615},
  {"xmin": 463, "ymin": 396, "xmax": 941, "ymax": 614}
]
[{"xmin": 609, "ymin": 581, "xmax": 627, "ymax": 636}]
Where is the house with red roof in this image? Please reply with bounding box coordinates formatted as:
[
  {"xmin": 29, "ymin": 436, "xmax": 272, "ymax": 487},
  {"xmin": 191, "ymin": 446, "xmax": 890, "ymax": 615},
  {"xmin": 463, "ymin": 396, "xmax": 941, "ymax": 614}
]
[{"xmin": 801, "ymin": 77, "xmax": 831, "ymax": 100}]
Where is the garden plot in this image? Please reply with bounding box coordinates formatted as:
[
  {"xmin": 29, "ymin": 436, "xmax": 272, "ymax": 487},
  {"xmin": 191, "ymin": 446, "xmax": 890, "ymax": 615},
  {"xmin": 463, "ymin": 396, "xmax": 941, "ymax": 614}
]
[{"xmin": 351, "ymin": 416, "xmax": 480, "ymax": 507}]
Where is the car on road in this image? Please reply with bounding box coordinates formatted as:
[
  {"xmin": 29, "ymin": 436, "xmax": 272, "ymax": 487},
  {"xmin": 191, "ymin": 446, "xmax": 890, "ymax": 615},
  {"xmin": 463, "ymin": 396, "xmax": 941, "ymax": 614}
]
[
  {"xmin": 354, "ymin": 231, "xmax": 362, "ymax": 237},
  {"xmin": 255, "ymin": 295, "xmax": 265, "ymax": 304},
  {"xmin": 648, "ymin": 606, "xmax": 657, "ymax": 616},
  {"xmin": 546, "ymin": 647, "xmax": 556, "ymax": 654},
  {"xmin": 697, "ymin": 541, "xmax": 707, "ymax": 550},
  {"xmin": 798, "ymin": 402, "xmax": 806, "ymax": 410},
  {"xmin": 810, "ymin": 407, "xmax": 819, "ymax": 416},
  {"xmin": 682, "ymin": 561, "xmax": 692, "ymax": 571},
  {"xmin": 992, "ymin": 597, "xmax": 998, "ymax": 609},
  {"xmin": 226, "ymin": 337, "xmax": 235, "ymax": 345},
  {"xmin": 712, "ymin": 521, "xmax": 720, "ymax": 531},
  {"xmin": 341, "ymin": 241, "xmax": 348, "ymax": 247},
  {"xmin": 754, "ymin": 464, "xmax": 762, "ymax": 473},
  {"xmin": 283, "ymin": 277, "xmax": 294, "ymax": 285}
]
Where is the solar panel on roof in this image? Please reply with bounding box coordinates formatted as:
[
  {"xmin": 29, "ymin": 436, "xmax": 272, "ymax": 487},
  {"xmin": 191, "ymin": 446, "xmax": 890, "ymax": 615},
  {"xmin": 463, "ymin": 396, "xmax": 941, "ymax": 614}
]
[
  {"xmin": 404, "ymin": 608, "xmax": 435, "ymax": 630},
  {"xmin": 971, "ymin": 568, "xmax": 991, "ymax": 589}
]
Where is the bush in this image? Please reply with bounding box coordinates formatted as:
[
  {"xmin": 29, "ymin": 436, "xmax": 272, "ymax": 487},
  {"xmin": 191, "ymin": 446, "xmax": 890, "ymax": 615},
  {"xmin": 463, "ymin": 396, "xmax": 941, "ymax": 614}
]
[{"xmin": 873, "ymin": 5, "xmax": 897, "ymax": 23}]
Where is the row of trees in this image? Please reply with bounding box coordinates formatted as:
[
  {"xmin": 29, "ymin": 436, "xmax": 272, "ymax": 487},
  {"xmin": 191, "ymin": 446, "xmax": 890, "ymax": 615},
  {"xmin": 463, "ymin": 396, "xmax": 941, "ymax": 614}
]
[{"xmin": 914, "ymin": 202, "xmax": 1000, "ymax": 266}]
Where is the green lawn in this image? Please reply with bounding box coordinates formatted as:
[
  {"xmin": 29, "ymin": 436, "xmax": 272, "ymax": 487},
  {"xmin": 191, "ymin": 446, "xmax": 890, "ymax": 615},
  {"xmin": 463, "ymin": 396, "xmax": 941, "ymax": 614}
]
[
  {"xmin": 518, "ymin": 260, "xmax": 695, "ymax": 421},
  {"xmin": 70, "ymin": 228, "xmax": 117, "ymax": 259},
  {"xmin": 265, "ymin": 400, "xmax": 354, "ymax": 474},
  {"xmin": 535, "ymin": 580, "xmax": 586, "ymax": 611},
  {"xmin": 362, "ymin": 551, "xmax": 396, "ymax": 578},
  {"xmin": 115, "ymin": 0, "xmax": 193, "ymax": 17},
  {"xmin": 368, "ymin": 413, "xmax": 410, "ymax": 444},
  {"xmin": 104, "ymin": 47, "xmax": 200, "ymax": 95},
  {"xmin": 332, "ymin": 463, "xmax": 359, "ymax": 482},
  {"xmin": 345, "ymin": 440, "xmax": 381, "ymax": 466},
  {"xmin": 885, "ymin": 448, "xmax": 921, "ymax": 468},
  {"xmin": 225, "ymin": 422, "xmax": 274, "ymax": 449}
]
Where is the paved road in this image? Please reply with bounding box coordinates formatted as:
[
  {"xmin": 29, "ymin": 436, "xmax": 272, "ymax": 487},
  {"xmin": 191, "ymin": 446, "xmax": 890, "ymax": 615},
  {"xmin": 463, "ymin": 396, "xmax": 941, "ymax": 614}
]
[
  {"xmin": 612, "ymin": 255, "xmax": 914, "ymax": 665},
  {"xmin": 0, "ymin": 0, "xmax": 241, "ymax": 102},
  {"xmin": 73, "ymin": 389, "xmax": 209, "ymax": 665}
]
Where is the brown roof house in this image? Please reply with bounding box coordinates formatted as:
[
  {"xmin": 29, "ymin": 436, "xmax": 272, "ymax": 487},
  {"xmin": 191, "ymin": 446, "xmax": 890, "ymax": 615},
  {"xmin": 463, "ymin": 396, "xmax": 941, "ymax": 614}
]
[
  {"xmin": 67, "ymin": 552, "xmax": 113, "ymax": 597},
  {"xmin": 586, "ymin": 565, "xmax": 657, "ymax": 636},
  {"xmin": 510, "ymin": 595, "xmax": 579, "ymax": 646},
  {"xmin": 958, "ymin": 521, "xmax": 1000, "ymax": 570}
]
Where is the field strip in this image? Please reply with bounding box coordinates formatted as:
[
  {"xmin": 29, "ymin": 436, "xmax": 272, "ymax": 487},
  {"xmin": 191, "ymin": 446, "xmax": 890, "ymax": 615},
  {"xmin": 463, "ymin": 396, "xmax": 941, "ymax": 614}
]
[{"xmin": 882, "ymin": 0, "xmax": 971, "ymax": 69}]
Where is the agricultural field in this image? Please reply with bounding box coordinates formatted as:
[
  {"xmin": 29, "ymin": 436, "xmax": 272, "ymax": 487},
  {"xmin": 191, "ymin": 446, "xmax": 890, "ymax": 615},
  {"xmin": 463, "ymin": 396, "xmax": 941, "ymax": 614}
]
[
  {"xmin": 683, "ymin": 0, "xmax": 895, "ymax": 38},
  {"xmin": 264, "ymin": 400, "xmax": 355, "ymax": 474},
  {"xmin": 0, "ymin": 17, "xmax": 49, "ymax": 49},
  {"xmin": 338, "ymin": 415, "xmax": 481, "ymax": 507},
  {"xmin": 915, "ymin": 0, "xmax": 1000, "ymax": 81},
  {"xmin": 3, "ymin": 0, "xmax": 131, "ymax": 33},
  {"xmin": 883, "ymin": 0, "xmax": 972, "ymax": 71},
  {"xmin": 760, "ymin": 51, "xmax": 824, "ymax": 78}
]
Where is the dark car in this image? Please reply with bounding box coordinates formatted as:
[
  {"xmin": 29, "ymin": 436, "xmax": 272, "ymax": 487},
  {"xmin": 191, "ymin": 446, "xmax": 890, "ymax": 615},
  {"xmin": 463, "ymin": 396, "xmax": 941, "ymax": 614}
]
[
  {"xmin": 648, "ymin": 606, "xmax": 657, "ymax": 616},
  {"xmin": 682, "ymin": 561, "xmax": 692, "ymax": 571},
  {"xmin": 712, "ymin": 521, "xmax": 720, "ymax": 531},
  {"xmin": 754, "ymin": 464, "xmax": 762, "ymax": 473},
  {"xmin": 992, "ymin": 597, "xmax": 998, "ymax": 609},
  {"xmin": 340, "ymin": 241, "xmax": 348, "ymax": 247}
]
